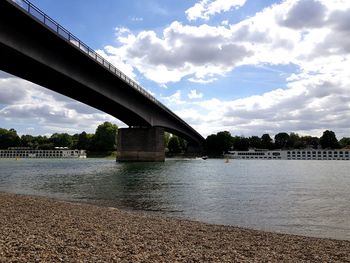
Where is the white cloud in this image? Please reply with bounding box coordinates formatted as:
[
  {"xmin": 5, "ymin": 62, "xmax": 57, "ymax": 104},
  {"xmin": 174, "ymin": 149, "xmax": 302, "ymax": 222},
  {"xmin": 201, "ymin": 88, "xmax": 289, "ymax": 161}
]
[
  {"xmin": 188, "ymin": 89, "xmax": 203, "ymax": 99},
  {"xmin": 135, "ymin": 0, "xmax": 350, "ymax": 138},
  {"xmin": 96, "ymin": 47, "xmax": 136, "ymax": 80},
  {"xmin": 186, "ymin": 0, "xmax": 247, "ymax": 21},
  {"xmin": 276, "ymin": 0, "xmax": 327, "ymax": 29},
  {"xmin": 173, "ymin": 69, "xmax": 350, "ymax": 138},
  {"xmin": 102, "ymin": 21, "xmax": 252, "ymax": 84},
  {"xmin": 3, "ymin": 0, "xmax": 350, "ymax": 138},
  {"xmin": 0, "ymin": 78, "xmax": 30, "ymax": 104},
  {"xmin": 188, "ymin": 77, "xmax": 218, "ymax": 84},
  {"xmin": 162, "ymin": 90, "xmax": 185, "ymax": 105},
  {"xmin": 131, "ymin": 17, "xmax": 143, "ymax": 22},
  {"xmin": 0, "ymin": 73, "xmax": 124, "ymax": 135}
]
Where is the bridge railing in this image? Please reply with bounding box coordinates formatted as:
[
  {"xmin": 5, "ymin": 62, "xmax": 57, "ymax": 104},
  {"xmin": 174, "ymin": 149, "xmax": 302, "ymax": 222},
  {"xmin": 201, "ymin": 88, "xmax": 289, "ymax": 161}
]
[{"xmin": 9, "ymin": 0, "xmax": 173, "ymax": 110}]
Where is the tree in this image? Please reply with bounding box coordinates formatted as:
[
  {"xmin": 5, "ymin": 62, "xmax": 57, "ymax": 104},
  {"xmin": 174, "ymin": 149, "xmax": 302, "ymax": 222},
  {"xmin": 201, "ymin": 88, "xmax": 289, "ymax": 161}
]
[
  {"xmin": 216, "ymin": 131, "xmax": 233, "ymax": 153},
  {"xmin": 205, "ymin": 134, "xmax": 220, "ymax": 155},
  {"xmin": 249, "ymin": 136, "xmax": 262, "ymax": 149},
  {"xmin": 20, "ymin": 134, "xmax": 35, "ymax": 148},
  {"xmin": 261, "ymin": 134, "xmax": 273, "ymax": 149},
  {"xmin": 76, "ymin": 131, "xmax": 92, "ymax": 150},
  {"xmin": 50, "ymin": 133, "xmax": 73, "ymax": 148},
  {"xmin": 274, "ymin": 132, "xmax": 289, "ymax": 149},
  {"xmin": 287, "ymin": 133, "xmax": 303, "ymax": 149},
  {"xmin": 205, "ymin": 131, "xmax": 233, "ymax": 155},
  {"xmin": 168, "ymin": 136, "xmax": 181, "ymax": 154},
  {"xmin": 339, "ymin": 137, "xmax": 350, "ymax": 148},
  {"xmin": 0, "ymin": 128, "xmax": 20, "ymax": 149},
  {"xmin": 178, "ymin": 136, "xmax": 188, "ymax": 152},
  {"xmin": 71, "ymin": 133, "xmax": 79, "ymax": 149},
  {"xmin": 233, "ymin": 136, "xmax": 249, "ymax": 151},
  {"xmin": 34, "ymin": 136, "xmax": 51, "ymax": 149},
  {"xmin": 92, "ymin": 122, "xmax": 118, "ymax": 151},
  {"xmin": 319, "ymin": 130, "xmax": 340, "ymax": 149},
  {"xmin": 300, "ymin": 136, "xmax": 319, "ymax": 149},
  {"xmin": 164, "ymin": 132, "xmax": 171, "ymax": 149}
]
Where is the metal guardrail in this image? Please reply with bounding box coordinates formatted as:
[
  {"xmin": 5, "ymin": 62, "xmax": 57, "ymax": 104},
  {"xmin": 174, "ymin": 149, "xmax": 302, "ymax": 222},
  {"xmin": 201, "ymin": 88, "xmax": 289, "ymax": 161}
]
[
  {"xmin": 9, "ymin": 0, "xmax": 203, "ymax": 138},
  {"xmin": 10, "ymin": 0, "xmax": 166, "ymax": 106}
]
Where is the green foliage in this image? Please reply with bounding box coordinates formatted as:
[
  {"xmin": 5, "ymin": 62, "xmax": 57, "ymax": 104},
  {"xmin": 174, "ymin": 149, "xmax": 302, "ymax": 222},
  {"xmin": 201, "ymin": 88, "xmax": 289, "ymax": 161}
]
[
  {"xmin": 178, "ymin": 136, "xmax": 188, "ymax": 152},
  {"xmin": 50, "ymin": 133, "xmax": 73, "ymax": 148},
  {"xmin": 76, "ymin": 131, "xmax": 93, "ymax": 150},
  {"xmin": 1, "ymin": 125, "xmax": 347, "ymax": 154},
  {"xmin": 20, "ymin": 134, "xmax": 35, "ymax": 148},
  {"xmin": 320, "ymin": 130, "xmax": 340, "ymax": 149},
  {"xmin": 34, "ymin": 136, "xmax": 51, "ymax": 149},
  {"xmin": 205, "ymin": 131, "xmax": 233, "ymax": 155},
  {"xmin": 249, "ymin": 136, "xmax": 262, "ymax": 149},
  {"xmin": 0, "ymin": 128, "xmax": 20, "ymax": 149},
  {"xmin": 164, "ymin": 132, "xmax": 171, "ymax": 149},
  {"xmin": 339, "ymin": 137, "xmax": 350, "ymax": 148},
  {"xmin": 216, "ymin": 131, "xmax": 233, "ymax": 152},
  {"xmin": 168, "ymin": 136, "xmax": 181, "ymax": 154},
  {"xmin": 261, "ymin": 134, "xmax": 273, "ymax": 149},
  {"xmin": 205, "ymin": 134, "xmax": 219, "ymax": 155},
  {"xmin": 274, "ymin": 132, "xmax": 289, "ymax": 149},
  {"xmin": 300, "ymin": 136, "xmax": 319, "ymax": 149},
  {"xmin": 91, "ymin": 122, "xmax": 118, "ymax": 151},
  {"xmin": 286, "ymin": 133, "xmax": 302, "ymax": 149},
  {"xmin": 71, "ymin": 133, "xmax": 79, "ymax": 149},
  {"xmin": 0, "ymin": 122, "xmax": 118, "ymax": 152},
  {"xmin": 165, "ymin": 133, "xmax": 188, "ymax": 155},
  {"xmin": 204, "ymin": 129, "xmax": 346, "ymax": 155},
  {"xmin": 233, "ymin": 136, "xmax": 249, "ymax": 151}
]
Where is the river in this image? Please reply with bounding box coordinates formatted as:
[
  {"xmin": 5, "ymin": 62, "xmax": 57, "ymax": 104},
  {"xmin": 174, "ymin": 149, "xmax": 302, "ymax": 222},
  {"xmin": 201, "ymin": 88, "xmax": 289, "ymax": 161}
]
[{"xmin": 0, "ymin": 158, "xmax": 349, "ymax": 240}]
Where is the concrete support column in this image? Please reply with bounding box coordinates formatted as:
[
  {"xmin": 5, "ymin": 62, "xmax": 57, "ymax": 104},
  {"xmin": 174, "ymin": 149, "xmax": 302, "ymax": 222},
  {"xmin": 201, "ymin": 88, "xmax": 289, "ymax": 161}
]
[{"xmin": 117, "ymin": 127, "xmax": 165, "ymax": 162}]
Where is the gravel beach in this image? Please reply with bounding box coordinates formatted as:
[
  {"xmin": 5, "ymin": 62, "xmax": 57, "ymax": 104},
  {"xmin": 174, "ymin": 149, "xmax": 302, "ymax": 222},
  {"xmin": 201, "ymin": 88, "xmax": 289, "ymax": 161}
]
[{"xmin": 0, "ymin": 192, "xmax": 349, "ymax": 262}]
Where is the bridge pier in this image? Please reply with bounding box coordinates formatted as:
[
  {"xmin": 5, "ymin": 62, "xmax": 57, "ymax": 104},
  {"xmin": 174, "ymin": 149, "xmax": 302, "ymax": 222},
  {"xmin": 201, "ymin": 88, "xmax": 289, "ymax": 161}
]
[{"xmin": 117, "ymin": 127, "xmax": 165, "ymax": 162}]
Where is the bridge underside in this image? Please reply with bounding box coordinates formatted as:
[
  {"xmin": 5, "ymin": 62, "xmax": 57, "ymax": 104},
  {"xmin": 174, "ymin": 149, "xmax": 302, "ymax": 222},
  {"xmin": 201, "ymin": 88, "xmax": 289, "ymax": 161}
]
[{"xmin": 0, "ymin": 0, "xmax": 204, "ymax": 161}]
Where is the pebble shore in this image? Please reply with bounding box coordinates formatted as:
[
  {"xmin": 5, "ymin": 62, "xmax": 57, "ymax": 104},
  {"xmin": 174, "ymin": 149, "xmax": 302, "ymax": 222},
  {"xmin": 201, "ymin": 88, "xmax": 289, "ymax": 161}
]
[{"xmin": 0, "ymin": 192, "xmax": 349, "ymax": 262}]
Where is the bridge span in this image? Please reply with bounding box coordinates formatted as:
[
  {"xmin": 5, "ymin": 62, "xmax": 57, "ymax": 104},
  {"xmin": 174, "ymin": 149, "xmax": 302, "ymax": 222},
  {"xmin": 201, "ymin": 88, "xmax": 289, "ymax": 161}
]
[{"xmin": 0, "ymin": 0, "xmax": 204, "ymax": 161}]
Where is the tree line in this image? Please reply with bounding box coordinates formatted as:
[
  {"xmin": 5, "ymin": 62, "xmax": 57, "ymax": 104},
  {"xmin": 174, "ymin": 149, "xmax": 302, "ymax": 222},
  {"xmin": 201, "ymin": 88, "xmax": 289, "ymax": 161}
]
[
  {"xmin": 205, "ymin": 130, "xmax": 350, "ymax": 156},
  {"xmin": 0, "ymin": 122, "xmax": 118, "ymax": 151},
  {"xmin": 145, "ymin": 130, "xmax": 350, "ymax": 156},
  {"xmin": 2, "ymin": 124, "xmax": 350, "ymax": 156}
]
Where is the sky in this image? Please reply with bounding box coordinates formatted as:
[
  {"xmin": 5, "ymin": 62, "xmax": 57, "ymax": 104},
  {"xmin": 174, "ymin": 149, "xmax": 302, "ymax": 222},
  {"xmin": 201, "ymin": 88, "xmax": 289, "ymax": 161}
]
[{"xmin": 1, "ymin": 0, "xmax": 350, "ymax": 139}]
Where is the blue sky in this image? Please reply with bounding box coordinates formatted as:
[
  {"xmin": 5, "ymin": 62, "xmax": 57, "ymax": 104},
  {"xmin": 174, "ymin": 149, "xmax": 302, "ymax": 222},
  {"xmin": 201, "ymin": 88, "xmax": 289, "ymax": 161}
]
[{"xmin": 1, "ymin": 0, "xmax": 350, "ymax": 139}]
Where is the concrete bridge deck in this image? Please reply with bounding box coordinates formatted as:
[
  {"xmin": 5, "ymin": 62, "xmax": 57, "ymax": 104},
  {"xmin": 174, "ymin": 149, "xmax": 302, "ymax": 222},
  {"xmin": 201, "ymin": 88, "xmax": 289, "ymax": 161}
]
[{"xmin": 0, "ymin": 0, "xmax": 204, "ymax": 160}]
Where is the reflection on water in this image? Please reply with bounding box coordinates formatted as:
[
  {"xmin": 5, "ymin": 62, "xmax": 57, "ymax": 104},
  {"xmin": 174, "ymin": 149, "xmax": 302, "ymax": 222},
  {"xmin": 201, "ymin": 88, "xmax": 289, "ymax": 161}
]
[{"xmin": 0, "ymin": 158, "xmax": 350, "ymax": 240}]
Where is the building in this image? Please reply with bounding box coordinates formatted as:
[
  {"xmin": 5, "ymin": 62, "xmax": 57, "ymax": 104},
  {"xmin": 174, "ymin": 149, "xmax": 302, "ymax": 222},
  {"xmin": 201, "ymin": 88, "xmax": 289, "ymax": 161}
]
[
  {"xmin": 225, "ymin": 149, "xmax": 350, "ymax": 160},
  {"xmin": 0, "ymin": 147, "xmax": 86, "ymax": 158}
]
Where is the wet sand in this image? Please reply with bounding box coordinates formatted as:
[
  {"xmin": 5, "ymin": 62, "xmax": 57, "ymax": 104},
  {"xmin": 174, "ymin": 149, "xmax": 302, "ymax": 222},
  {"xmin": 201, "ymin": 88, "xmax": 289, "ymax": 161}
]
[{"xmin": 0, "ymin": 192, "xmax": 349, "ymax": 262}]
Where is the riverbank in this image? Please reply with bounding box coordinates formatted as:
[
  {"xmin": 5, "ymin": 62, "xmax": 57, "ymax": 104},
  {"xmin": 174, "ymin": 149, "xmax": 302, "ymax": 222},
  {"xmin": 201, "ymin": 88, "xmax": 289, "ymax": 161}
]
[{"xmin": 0, "ymin": 192, "xmax": 349, "ymax": 262}]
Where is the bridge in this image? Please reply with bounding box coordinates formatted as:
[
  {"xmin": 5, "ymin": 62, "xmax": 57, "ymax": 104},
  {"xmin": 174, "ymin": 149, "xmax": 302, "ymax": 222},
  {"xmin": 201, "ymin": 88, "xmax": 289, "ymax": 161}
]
[{"xmin": 0, "ymin": 0, "xmax": 204, "ymax": 161}]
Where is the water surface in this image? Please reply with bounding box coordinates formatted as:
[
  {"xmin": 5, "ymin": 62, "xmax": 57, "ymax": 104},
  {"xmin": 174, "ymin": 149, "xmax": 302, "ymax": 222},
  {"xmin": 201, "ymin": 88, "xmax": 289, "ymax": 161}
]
[{"xmin": 0, "ymin": 158, "xmax": 349, "ymax": 240}]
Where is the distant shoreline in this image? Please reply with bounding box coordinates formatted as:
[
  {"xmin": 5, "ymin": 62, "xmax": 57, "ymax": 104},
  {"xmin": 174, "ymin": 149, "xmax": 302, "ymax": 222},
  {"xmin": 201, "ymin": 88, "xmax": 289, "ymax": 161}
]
[{"xmin": 1, "ymin": 192, "xmax": 349, "ymax": 262}]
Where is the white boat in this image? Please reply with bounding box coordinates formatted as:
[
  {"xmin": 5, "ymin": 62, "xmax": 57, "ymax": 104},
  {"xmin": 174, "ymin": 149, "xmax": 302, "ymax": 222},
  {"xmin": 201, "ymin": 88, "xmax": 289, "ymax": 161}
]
[{"xmin": 225, "ymin": 149, "xmax": 350, "ymax": 160}]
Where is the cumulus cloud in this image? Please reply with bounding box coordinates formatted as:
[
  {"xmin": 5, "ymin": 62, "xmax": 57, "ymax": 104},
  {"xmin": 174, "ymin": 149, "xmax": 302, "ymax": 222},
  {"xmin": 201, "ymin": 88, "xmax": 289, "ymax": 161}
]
[
  {"xmin": 0, "ymin": 78, "xmax": 30, "ymax": 104},
  {"xmin": 3, "ymin": 0, "xmax": 350, "ymax": 138},
  {"xmin": 166, "ymin": 68, "xmax": 350, "ymax": 138},
  {"xmin": 97, "ymin": 0, "xmax": 350, "ymax": 87},
  {"xmin": 186, "ymin": 0, "xmax": 247, "ymax": 21},
  {"xmin": 0, "ymin": 72, "xmax": 124, "ymax": 135},
  {"xmin": 103, "ymin": 21, "xmax": 253, "ymax": 84},
  {"xmin": 277, "ymin": 0, "xmax": 327, "ymax": 29},
  {"xmin": 139, "ymin": 0, "xmax": 350, "ymax": 138},
  {"xmin": 188, "ymin": 90, "xmax": 203, "ymax": 99},
  {"xmin": 162, "ymin": 90, "xmax": 185, "ymax": 105}
]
